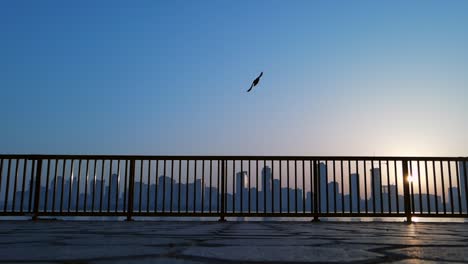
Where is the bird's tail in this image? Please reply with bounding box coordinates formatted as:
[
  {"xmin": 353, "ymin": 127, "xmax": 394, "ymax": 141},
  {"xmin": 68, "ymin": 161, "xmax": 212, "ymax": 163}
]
[{"xmin": 247, "ymin": 83, "xmax": 254, "ymax": 92}]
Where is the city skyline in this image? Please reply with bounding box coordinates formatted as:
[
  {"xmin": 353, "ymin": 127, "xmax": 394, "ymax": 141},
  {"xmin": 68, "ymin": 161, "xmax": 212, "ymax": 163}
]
[{"xmin": 2, "ymin": 162, "xmax": 466, "ymax": 213}]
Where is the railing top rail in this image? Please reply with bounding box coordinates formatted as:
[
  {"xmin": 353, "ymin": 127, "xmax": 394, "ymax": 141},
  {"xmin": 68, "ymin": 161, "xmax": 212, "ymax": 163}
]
[{"xmin": 0, "ymin": 154, "xmax": 467, "ymax": 161}]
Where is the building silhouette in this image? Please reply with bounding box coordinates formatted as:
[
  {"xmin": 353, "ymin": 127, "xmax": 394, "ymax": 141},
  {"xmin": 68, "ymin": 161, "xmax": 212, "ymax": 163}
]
[
  {"xmin": 371, "ymin": 168, "xmax": 382, "ymax": 212},
  {"xmin": 262, "ymin": 166, "xmax": 272, "ymax": 212},
  {"xmin": 458, "ymin": 161, "xmax": 467, "ymax": 212},
  {"xmin": 327, "ymin": 181, "xmax": 339, "ymax": 212},
  {"xmin": 350, "ymin": 173, "xmax": 360, "ymax": 212},
  {"xmin": 319, "ymin": 162, "xmax": 327, "ymax": 212},
  {"xmin": 235, "ymin": 171, "xmax": 248, "ymax": 211}
]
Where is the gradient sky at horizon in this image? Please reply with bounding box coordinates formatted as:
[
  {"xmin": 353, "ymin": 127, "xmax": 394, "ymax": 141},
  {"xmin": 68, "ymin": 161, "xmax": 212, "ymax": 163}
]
[{"xmin": 1, "ymin": 0, "xmax": 468, "ymax": 156}]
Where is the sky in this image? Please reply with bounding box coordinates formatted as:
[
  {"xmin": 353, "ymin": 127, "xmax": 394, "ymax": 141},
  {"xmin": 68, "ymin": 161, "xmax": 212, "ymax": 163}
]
[{"xmin": 1, "ymin": 0, "xmax": 468, "ymax": 156}]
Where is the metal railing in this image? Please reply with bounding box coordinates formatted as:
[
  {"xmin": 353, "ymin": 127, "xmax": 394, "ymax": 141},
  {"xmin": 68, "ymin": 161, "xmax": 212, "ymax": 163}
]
[{"xmin": 0, "ymin": 155, "xmax": 467, "ymax": 222}]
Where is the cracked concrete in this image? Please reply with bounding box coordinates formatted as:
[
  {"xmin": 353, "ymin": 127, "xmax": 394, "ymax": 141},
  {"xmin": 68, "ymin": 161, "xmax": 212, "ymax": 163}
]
[{"xmin": 0, "ymin": 221, "xmax": 467, "ymax": 263}]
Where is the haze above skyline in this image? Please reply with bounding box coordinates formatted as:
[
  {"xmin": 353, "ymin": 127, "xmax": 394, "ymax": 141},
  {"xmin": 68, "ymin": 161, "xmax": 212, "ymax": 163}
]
[{"xmin": 1, "ymin": 1, "xmax": 468, "ymax": 156}]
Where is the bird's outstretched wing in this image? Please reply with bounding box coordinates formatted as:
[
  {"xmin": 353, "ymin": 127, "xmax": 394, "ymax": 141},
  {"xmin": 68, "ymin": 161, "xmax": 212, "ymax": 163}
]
[{"xmin": 247, "ymin": 83, "xmax": 254, "ymax": 92}]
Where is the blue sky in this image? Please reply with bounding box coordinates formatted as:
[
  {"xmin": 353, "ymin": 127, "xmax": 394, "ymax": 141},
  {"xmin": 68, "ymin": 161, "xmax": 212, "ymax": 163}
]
[{"xmin": 1, "ymin": 1, "xmax": 467, "ymax": 156}]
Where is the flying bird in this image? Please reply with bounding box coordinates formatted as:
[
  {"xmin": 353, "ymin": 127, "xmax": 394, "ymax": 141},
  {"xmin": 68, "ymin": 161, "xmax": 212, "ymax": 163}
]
[{"xmin": 247, "ymin": 72, "xmax": 263, "ymax": 92}]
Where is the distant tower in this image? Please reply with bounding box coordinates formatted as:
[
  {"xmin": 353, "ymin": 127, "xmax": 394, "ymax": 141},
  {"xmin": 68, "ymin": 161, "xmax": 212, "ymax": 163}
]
[
  {"xmin": 459, "ymin": 161, "xmax": 467, "ymax": 212},
  {"xmin": 235, "ymin": 171, "xmax": 248, "ymax": 211},
  {"xmin": 448, "ymin": 187, "xmax": 460, "ymax": 212},
  {"xmin": 350, "ymin": 173, "xmax": 360, "ymax": 212},
  {"xmin": 262, "ymin": 166, "xmax": 272, "ymax": 212},
  {"xmin": 106, "ymin": 173, "xmax": 119, "ymax": 210},
  {"xmin": 371, "ymin": 168, "xmax": 382, "ymax": 212},
  {"xmin": 262, "ymin": 166, "xmax": 272, "ymax": 193},
  {"xmin": 327, "ymin": 181, "xmax": 339, "ymax": 212},
  {"xmin": 236, "ymin": 171, "xmax": 248, "ymax": 193},
  {"xmin": 319, "ymin": 162, "xmax": 327, "ymax": 212}
]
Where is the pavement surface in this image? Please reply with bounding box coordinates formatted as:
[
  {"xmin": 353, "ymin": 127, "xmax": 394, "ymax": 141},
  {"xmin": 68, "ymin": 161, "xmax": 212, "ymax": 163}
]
[{"xmin": 0, "ymin": 220, "xmax": 468, "ymax": 263}]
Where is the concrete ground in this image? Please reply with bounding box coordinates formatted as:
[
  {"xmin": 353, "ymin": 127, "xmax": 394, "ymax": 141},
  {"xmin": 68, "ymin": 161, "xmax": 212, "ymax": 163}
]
[{"xmin": 0, "ymin": 220, "xmax": 468, "ymax": 263}]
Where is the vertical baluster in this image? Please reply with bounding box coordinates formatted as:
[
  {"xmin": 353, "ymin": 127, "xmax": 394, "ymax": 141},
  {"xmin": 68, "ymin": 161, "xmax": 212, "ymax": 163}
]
[
  {"xmin": 333, "ymin": 160, "xmax": 336, "ymax": 214},
  {"xmin": 0, "ymin": 159, "xmax": 3, "ymax": 211},
  {"xmin": 302, "ymin": 160, "xmax": 305, "ymax": 214},
  {"xmin": 402, "ymin": 160, "xmax": 412, "ymax": 223},
  {"xmin": 309, "ymin": 160, "xmax": 312, "ymax": 214},
  {"xmin": 294, "ymin": 160, "xmax": 297, "ymax": 214},
  {"xmin": 313, "ymin": 160, "xmax": 319, "ymax": 221},
  {"xmin": 440, "ymin": 161, "xmax": 446, "ymax": 214},
  {"xmin": 59, "ymin": 160, "xmax": 66, "ymax": 213},
  {"xmin": 91, "ymin": 160, "xmax": 97, "ymax": 212},
  {"xmin": 394, "ymin": 160, "xmax": 399, "ymax": 214},
  {"xmin": 99, "ymin": 160, "xmax": 105, "ymax": 213},
  {"xmin": 185, "ymin": 160, "xmax": 189, "ymax": 213},
  {"xmin": 123, "ymin": 160, "xmax": 128, "ymax": 213},
  {"xmin": 448, "ymin": 161, "xmax": 454, "ymax": 214},
  {"xmin": 3, "ymin": 159, "xmax": 11, "ymax": 212},
  {"xmin": 171, "ymin": 159, "xmax": 174, "ymax": 213},
  {"xmin": 178, "ymin": 160, "xmax": 182, "ymax": 213},
  {"xmin": 433, "ymin": 161, "xmax": 438, "ymax": 214},
  {"xmin": 364, "ymin": 160, "xmax": 368, "ymax": 214},
  {"xmin": 219, "ymin": 160, "xmax": 225, "ymax": 221},
  {"xmin": 371, "ymin": 161, "xmax": 375, "ymax": 214},
  {"xmin": 386, "ymin": 160, "xmax": 391, "ymax": 214},
  {"xmin": 20, "ymin": 159, "xmax": 29, "ymax": 212},
  {"xmin": 126, "ymin": 160, "xmax": 135, "ymax": 221},
  {"xmin": 32, "ymin": 159, "xmax": 43, "ymax": 220},
  {"xmin": 52, "ymin": 159, "xmax": 59, "ymax": 212},
  {"xmin": 379, "ymin": 160, "xmax": 383, "ymax": 214},
  {"xmin": 12, "ymin": 159, "xmax": 19, "ymax": 212},
  {"xmin": 256, "ymin": 160, "xmax": 259, "ymax": 214},
  {"xmin": 163, "ymin": 160, "xmax": 167, "ymax": 213},
  {"xmin": 200, "ymin": 160, "xmax": 204, "ymax": 213},
  {"xmin": 76, "ymin": 160, "xmax": 81, "ymax": 212},
  {"xmin": 417, "ymin": 161, "xmax": 423, "ymax": 214},
  {"xmin": 193, "ymin": 160, "xmax": 197, "ymax": 213},
  {"xmin": 209, "ymin": 160, "xmax": 212, "ymax": 213},
  {"xmin": 116, "ymin": 160, "xmax": 120, "ymax": 213},
  {"xmin": 155, "ymin": 160, "xmax": 159, "ymax": 213},
  {"xmin": 241, "ymin": 160, "xmax": 244, "ymax": 213},
  {"xmin": 68, "ymin": 159, "xmax": 74, "ymax": 212},
  {"xmin": 138, "ymin": 160, "xmax": 143, "ymax": 213},
  {"xmin": 463, "ymin": 160, "xmax": 468, "ymax": 214},
  {"xmin": 147, "ymin": 160, "xmax": 151, "ymax": 213},
  {"xmin": 409, "ymin": 161, "xmax": 415, "ymax": 214},
  {"xmin": 425, "ymin": 160, "xmax": 430, "ymax": 214},
  {"xmin": 455, "ymin": 160, "xmax": 462, "ymax": 214},
  {"xmin": 84, "ymin": 160, "xmax": 90, "ymax": 213},
  {"xmin": 357, "ymin": 160, "xmax": 361, "ymax": 214},
  {"xmin": 248, "ymin": 160, "xmax": 251, "ymax": 214},
  {"xmin": 349, "ymin": 160, "xmax": 352, "ymax": 213},
  {"xmin": 286, "ymin": 161, "xmax": 290, "ymax": 213},
  {"xmin": 341, "ymin": 160, "xmax": 345, "ymax": 213}
]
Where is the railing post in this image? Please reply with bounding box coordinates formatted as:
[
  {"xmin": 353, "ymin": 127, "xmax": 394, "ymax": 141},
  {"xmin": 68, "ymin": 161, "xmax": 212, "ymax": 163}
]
[
  {"xmin": 126, "ymin": 159, "xmax": 135, "ymax": 221},
  {"xmin": 312, "ymin": 160, "xmax": 320, "ymax": 222},
  {"xmin": 402, "ymin": 160, "xmax": 412, "ymax": 223},
  {"xmin": 219, "ymin": 160, "xmax": 226, "ymax": 222},
  {"xmin": 32, "ymin": 159, "xmax": 43, "ymax": 221}
]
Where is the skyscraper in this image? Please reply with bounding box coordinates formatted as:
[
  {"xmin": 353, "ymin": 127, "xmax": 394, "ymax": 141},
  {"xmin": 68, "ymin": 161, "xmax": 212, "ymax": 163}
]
[
  {"xmin": 319, "ymin": 162, "xmax": 327, "ymax": 212},
  {"xmin": 327, "ymin": 181, "xmax": 339, "ymax": 212},
  {"xmin": 448, "ymin": 187, "xmax": 460, "ymax": 212},
  {"xmin": 371, "ymin": 168, "xmax": 382, "ymax": 212},
  {"xmin": 104, "ymin": 173, "xmax": 119, "ymax": 210},
  {"xmin": 235, "ymin": 171, "xmax": 248, "ymax": 211},
  {"xmin": 262, "ymin": 166, "xmax": 272, "ymax": 212},
  {"xmin": 458, "ymin": 161, "xmax": 467, "ymax": 212},
  {"xmin": 350, "ymin": 173, "xmax": 359, "ymax": 212}
]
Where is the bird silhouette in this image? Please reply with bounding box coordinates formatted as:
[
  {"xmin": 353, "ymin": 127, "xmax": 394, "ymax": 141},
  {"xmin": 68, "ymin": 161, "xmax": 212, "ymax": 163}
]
[{"xmin": 247, "ymin": 72, "xmax": 263, "ymax": 92}]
